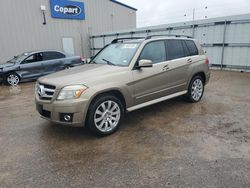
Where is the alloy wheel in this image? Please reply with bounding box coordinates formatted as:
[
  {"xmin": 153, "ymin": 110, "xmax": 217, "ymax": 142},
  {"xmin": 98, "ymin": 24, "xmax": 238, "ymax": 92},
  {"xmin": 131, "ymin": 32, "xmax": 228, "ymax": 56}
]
[
  {"xmin": 191, "ymin": 78, "xmax": 203, "ymax": 101},
  {"xmin": 7, "ymin": 74, "xmax": 20, "ymax": 86},
  {"xmin": 94, "ymin": 100, "xmax": 121, "ymax": 133}
]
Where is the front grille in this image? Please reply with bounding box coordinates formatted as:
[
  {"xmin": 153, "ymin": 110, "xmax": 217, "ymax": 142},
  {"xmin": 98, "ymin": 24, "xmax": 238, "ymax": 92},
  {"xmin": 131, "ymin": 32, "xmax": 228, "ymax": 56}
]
[{"xmin": 37, "ymin": 83, "xmax": 56, "ymax": 100}]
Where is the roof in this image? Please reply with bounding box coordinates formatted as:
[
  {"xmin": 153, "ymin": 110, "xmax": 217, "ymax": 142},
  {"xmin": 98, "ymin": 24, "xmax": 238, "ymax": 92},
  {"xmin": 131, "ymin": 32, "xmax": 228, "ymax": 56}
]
[
  {"xmin": 110, "ymin": 35, "xmax": 194, "ymax": 44},
  {"xmin": 110, "ymin": 0, "xmax": 137, "ymax": 11}
]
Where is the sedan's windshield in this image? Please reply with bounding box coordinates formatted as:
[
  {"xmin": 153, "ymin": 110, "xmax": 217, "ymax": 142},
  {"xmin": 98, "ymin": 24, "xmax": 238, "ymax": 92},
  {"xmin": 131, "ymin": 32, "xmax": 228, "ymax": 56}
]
[
  {"xmin": 7, "ymin": 53, "xmax": 29, "ymax": 63},
  {"xmin": 92, "ymin": 43, "xmax": 140, "ymax": 66}
]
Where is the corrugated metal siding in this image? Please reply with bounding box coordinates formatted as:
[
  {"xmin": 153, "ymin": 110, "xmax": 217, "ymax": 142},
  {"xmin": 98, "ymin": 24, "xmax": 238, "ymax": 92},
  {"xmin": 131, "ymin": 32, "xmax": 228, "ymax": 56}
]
[
  {"xmin": 90, "ymin": 14, "xmax": 250, "ymax": 71},
  {"xmin": 0, "ymin": 0, "xmax": 136, "ymax": 63}
]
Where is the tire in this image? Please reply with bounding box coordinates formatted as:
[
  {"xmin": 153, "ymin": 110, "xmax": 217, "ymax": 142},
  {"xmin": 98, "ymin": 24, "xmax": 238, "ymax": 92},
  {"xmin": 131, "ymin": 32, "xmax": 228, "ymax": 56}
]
[
  {"xmin": 87, "ymin": 94, "xmax": 124, "ymax": 136},
  {"xmin": 64, "ymin": 65, "xmax": 72, "ymax": 69},
  {"xmin": 186, "ymin": 75, "xmax": 204, "ymax": 103},
  {"xmin": 4, "ymin": 72, "xmax": 20, "ymax": 86}
]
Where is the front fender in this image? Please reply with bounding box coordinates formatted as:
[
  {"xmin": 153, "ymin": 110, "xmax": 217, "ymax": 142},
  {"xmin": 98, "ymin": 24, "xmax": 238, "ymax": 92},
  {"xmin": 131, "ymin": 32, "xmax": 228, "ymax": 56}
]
[
  {"xmin": 2, "ymin": 65, "xmax": 22, "ymax": 78},
  {"xmin": 86, "ymin": 82, "xmax": 134, "ymax": 108}
]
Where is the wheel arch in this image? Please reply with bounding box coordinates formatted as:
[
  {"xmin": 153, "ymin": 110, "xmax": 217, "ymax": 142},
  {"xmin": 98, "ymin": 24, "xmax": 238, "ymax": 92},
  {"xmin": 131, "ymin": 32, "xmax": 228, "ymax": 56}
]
[
  {"xmin": 4, "ymin": 71, "xmax": 21, "ymax": 78},
  {"xmin": 189, "ymin": 71, "xmax": 206, "ymax": 85},
  {"xmin": 84, "ymin": 89, "xmax": 127, "ymax": 127},
  {"xmin": 89, "ymin": 89, "xmax": 127, "ymax": 110}
]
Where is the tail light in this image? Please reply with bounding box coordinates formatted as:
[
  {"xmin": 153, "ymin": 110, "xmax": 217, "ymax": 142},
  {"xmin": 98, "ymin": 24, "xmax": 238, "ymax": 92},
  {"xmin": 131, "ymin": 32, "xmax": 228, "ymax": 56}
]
[
  {"xmin": 205, "ymin": 58, "xmax": 209, "ymax": 65},
  {"xmin": 81, "ymin": 57, "xmax": 85, "ymax": 62}
]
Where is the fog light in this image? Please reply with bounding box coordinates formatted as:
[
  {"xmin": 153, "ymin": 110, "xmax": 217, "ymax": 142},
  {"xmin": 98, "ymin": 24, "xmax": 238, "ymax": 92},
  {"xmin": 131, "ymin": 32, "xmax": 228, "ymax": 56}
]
[
  {"xmin": 60, "ymin": 113, "xmax": 73, "ymax": 123},
  {"xmin": 64, "ymin": 115, "xmax": 71, "ymax": 121}
]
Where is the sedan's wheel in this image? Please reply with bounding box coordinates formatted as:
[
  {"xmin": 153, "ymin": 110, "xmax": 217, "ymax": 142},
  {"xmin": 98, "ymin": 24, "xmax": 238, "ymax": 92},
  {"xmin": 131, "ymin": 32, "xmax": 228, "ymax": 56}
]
[
  {"xmin": 87, "ymin": 95, "xmax": 124, "ymax": 136},
  {"xmin": 5, "ymin": 73, "xmax": 20, "ymax": 86},
  {"xmin": 187, "ymin": 75, "xmax": 204, "ymax": 102},
  {"xmin": 64, "ymin": 65, "xmax": 71, "ymax": 69}
]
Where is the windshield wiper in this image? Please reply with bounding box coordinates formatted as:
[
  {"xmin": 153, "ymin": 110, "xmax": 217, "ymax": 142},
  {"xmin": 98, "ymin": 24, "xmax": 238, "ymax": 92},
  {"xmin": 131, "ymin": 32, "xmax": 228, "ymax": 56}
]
[{"xmin": 102, "ymin": 58, "xmax": 115, "ymax": 66}]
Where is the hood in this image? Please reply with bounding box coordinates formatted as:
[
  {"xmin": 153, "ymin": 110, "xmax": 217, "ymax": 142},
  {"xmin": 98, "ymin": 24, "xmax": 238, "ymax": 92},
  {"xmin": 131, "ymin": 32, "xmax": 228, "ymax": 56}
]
[
  {"xmin": 39, "ymin": 64, "xmax": 130, "ymax": 88},
  {"xmin": 0, "ymin": 62, "xmax": 15, "ymax": 69}
]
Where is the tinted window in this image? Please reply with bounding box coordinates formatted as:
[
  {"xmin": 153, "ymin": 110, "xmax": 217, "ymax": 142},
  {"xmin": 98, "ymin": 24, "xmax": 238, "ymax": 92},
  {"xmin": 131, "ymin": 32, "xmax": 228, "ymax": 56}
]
[
  {"xmin": 185, "ymin": 40, "xmax": 198, "ymax": 56},
  {"xmin": 165, "ymin": 40, "xmax": 185, "ymax": 60},
  {"xmin": 181, "ymin": 40, "xmax": 190, "ymax": 56},
  {"xmin": 139, "ymin": 41, "xmax": 166, "ymax": 64},
  {"xmin": 22, "ymin": 53, "xmax": 43, "ymax": 64},
  {"xmin": 43, "ymin": 52, "xmax": 65, "ymax": 61}
]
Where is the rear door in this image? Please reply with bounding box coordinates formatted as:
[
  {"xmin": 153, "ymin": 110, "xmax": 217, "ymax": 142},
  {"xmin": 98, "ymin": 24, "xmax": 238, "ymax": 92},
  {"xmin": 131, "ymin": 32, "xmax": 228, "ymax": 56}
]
[
  {"xmin": 184, "ymin": 40, "xmax": 200, "ymax": 66},
  {"xmin": 19, "ymin": 53, "xmax": 44, "ymax": 79},
  {"xmin": 42, "ymin": 51, "xmax": 66, "ymax": 75},
  {"xmin": 163, "ymin": 39, "xmax": 191, "ymax": 93}
]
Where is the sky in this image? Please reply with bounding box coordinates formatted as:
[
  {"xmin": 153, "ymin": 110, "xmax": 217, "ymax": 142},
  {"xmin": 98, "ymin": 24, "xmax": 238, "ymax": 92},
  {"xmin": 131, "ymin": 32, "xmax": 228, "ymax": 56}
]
[{"xmin": 121, "ymin": 0, "xmax": 250, "ymax": 27}]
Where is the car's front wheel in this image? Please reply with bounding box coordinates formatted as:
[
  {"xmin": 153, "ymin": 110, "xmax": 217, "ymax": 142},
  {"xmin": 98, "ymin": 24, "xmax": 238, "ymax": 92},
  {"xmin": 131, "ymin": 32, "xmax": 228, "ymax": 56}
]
[
  {"xmin": 4, "ymin": 72, "xmax": 20, "ymax": 86},
  {"xmin": 187, "ymin": 75, "xmax": 204, "ymax": 102},
  {"xmin": 87, "ymin": 94, "xmax": 124, "ymax": 136}
]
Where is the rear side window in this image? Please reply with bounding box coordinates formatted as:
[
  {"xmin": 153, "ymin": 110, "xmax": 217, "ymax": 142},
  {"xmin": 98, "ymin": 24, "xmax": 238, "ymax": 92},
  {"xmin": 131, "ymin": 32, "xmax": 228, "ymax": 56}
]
[
  {"xmin": 185, "ymin": 40, "xmax": 198, "ymax": 56},
  {"xmin": 139, "ymin": 41, "xmax": 166, "ymax": 64},
  {"xmin": 165, "ymin": 40, "xmax": 186, "ymax": 60},
  {"xmin": 43, "ymin": 52, "xmax": 65, "ymax": 61}
]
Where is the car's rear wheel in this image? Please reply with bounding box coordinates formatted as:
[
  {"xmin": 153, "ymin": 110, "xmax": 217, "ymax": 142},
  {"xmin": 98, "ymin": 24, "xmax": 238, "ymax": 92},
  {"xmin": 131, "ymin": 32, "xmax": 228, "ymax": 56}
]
[
  {"xmin": 64, "ymin": 65, "xmax": 72, "ymax": 69},
  {"xmin": 4, "ymin": 72, "xmax": 20, "ymax": 86},
  {"xmin": 187, "ymin": 75, "xmax": 204, "ymax": 102},
  {"xmin": 87, "ymin": 94, "xmax": 124, "ymax": 136}
]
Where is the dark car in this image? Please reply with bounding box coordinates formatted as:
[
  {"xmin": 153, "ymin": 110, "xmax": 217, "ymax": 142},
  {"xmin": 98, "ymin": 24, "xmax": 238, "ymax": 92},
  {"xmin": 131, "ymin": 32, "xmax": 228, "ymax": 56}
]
[{"xmin": 0, "ymin": 50, "xmax": 84, "ymax": 85}]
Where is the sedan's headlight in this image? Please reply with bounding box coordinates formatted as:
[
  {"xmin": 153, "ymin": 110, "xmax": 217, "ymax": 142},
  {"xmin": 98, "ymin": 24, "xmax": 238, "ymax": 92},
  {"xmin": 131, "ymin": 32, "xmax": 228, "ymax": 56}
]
[{"xmin": 57, "ymin": 85, "xmax": 87, "ymax": 100}]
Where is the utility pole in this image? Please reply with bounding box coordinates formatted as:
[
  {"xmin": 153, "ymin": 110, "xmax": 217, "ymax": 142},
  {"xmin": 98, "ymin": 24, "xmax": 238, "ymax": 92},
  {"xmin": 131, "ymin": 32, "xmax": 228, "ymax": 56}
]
[
  {"xmin": 185, "ymin": 7, "xmax": 207, "ymax": 38},
  {"xmin": 111, "ymin": 13, "xmax": 114, "ymax": 31},
  {"xmin": 192, "ymin": 8, "xmax": 195, "ymax": 37}
]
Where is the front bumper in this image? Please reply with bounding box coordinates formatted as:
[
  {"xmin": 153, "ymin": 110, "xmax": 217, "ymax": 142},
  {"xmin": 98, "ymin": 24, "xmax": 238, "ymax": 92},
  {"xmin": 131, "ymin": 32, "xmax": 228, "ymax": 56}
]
[
  {"xmin": 35, "ymin": 95, "xmax": 89, "ymax": 127},
  {"xmin": 0, "ymin": 72, "xmax": 3, "ymax": 83}
]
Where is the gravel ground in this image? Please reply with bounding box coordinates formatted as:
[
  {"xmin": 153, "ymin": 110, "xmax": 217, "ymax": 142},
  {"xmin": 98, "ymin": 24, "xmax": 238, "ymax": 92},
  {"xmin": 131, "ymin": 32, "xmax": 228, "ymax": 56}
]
[{"xmin": 0, "ymin": 70, "xmax": 250, "ymax": 187}]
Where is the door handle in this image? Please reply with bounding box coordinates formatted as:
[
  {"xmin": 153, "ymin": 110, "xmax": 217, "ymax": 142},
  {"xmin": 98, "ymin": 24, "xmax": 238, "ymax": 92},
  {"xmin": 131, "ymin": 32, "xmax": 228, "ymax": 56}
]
[
  {"xmin": 187, "ymin": 58, "xmax": 192, "ymax": 63},
  {"xmin": 162, "ymin": 64, "xmax": 169, "ymax": 71}
]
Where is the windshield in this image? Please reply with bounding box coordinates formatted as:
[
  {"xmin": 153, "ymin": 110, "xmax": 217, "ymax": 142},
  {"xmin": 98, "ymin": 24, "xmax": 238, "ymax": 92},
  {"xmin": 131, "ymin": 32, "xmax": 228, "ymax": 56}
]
[
  {"xmin": 92, "ymin": 43, "xmax": 140, "ymax": 66},
  {"xmin": 7, "ymin": 53, "xmax": 29, "ymax": 63}
]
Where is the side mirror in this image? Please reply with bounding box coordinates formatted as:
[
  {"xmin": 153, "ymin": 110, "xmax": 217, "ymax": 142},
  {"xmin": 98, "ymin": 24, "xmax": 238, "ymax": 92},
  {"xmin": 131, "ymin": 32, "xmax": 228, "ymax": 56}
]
[{"xmin": 138, "ymin": 59, "xmax": 153, "ymax": 68}]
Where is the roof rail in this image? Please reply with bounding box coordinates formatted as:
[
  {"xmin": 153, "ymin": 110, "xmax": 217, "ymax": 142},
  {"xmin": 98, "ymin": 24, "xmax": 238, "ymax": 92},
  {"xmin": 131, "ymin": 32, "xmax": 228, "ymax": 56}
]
[
  {"xmin": 110, "ymin": 35, "xmax": 193, "ymax": 44},
  {"xmin": 145, "ymin": 34, "xmax": 193, "ymax": 40},
  {"xmin": 111, "ymin": 37, "xmax": 145, "ymax": 44}
]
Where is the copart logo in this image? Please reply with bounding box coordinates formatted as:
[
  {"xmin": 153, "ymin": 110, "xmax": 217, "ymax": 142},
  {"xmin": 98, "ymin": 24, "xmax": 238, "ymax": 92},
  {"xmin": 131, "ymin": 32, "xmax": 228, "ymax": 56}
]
[{"xmin": 54, "ymin": 5, "xmax": 82, "ymax": 16}]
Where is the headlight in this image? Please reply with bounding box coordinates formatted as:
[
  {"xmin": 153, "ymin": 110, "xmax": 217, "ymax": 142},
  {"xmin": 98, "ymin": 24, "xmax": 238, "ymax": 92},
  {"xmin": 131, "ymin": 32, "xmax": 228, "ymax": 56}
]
[{"xmin": 57, "ymin": 85, "xmax": 87, "ymax": 100}]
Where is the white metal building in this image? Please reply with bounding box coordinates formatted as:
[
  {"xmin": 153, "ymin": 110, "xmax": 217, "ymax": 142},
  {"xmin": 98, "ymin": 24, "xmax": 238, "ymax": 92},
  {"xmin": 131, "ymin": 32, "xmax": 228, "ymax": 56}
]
[
  {"xmin": 0, "ymin": 0, "xmax": 137, "ymax": 63},
  {"xmin": 90, "ymin": 14, "xmax": 250, "ymax": 71}
]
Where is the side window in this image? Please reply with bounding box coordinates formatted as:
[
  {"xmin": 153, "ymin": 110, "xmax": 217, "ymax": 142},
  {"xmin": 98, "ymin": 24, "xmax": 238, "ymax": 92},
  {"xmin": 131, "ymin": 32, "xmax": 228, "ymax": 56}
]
[
  {"xmin": 43, "ymin": 52, "xmax": 65, "ymax": 61},
  {"xmin": 181, "ymin": 40, "xmax": 190, "ymax": 57},
  {"xmin": 165, "ymin": 40, "xmax": 186, "ymax": 61},
  {"xmin": 139, "ymin": 41, "xmax": 166, "ymax": 64},
  {"xmin": 22, "ymin": 53, "xmax": 43, "ymax": 64},
  {"xmin": 185, "ymin": 40, "xmax": 198, "ymax": 56}
]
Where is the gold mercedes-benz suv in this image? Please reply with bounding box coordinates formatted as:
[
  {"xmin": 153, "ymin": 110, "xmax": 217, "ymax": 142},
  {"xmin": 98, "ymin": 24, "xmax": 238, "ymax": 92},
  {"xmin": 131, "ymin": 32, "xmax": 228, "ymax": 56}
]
[{"xmin": 35, "ymin": 35, "xmax": 210, "ymax": 136}]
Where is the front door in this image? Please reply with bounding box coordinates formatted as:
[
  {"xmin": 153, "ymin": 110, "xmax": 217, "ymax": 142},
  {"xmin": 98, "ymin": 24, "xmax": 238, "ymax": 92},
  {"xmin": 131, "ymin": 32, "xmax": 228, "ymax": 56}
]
[
  {"xmin": 132, "ymin": 40, "xmax": 171, "ymax": 105},
  {"xmin": 19, "ymin": 53, "xmax": 44, "ymax": 79}
]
